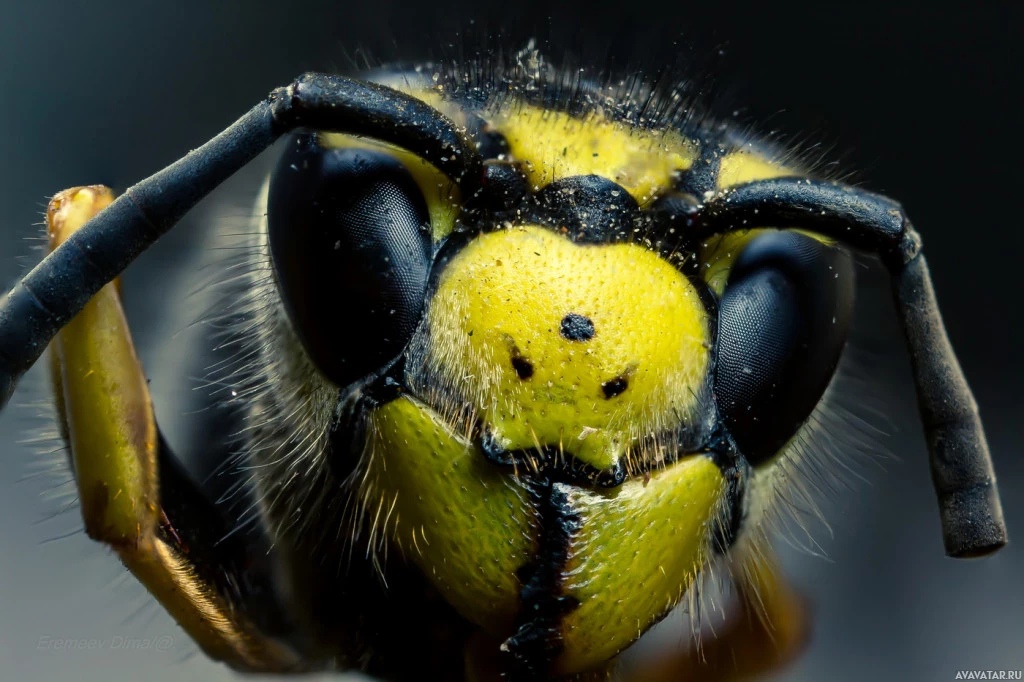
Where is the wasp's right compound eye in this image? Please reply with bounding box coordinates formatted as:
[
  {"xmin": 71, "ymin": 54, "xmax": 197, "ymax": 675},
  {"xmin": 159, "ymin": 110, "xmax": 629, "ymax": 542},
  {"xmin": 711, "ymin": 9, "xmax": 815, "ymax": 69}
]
[{"xmin": 267, "ymin": 132, "xmax": 432, "ymax": 389}]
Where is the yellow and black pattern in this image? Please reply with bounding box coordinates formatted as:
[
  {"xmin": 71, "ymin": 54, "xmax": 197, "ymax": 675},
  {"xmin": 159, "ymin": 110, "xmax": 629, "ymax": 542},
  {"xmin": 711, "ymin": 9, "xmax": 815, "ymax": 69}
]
[
  {"xmin": 7, "ymin": 40, "xmax": 1001, "ymax": 682},
  {"xmin": 259, "ymin": 60, "xmax": 823, "ymax": 678}
]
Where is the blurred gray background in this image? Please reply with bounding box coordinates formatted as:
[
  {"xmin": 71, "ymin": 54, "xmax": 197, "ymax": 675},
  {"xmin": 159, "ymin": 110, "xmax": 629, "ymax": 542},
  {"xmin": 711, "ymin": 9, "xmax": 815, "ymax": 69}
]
[{"xmin": 0, "ymin": 2, "xmax": 1021, "ymax": 681}]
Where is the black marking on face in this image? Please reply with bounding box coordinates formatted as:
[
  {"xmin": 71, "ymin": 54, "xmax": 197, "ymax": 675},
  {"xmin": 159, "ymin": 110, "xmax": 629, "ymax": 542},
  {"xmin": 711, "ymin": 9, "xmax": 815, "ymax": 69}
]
[
  {"xmin": 675, "ymin": 137, "xmax": 724, "ymax": 197},
  {"xmin": 466, "ymin": 114, "xmax": 511, "ymax": 161},
  {"xmin": 511, "ymin": 353, "xmax": 534, "ymax": 380},
  {"xmin": 601, "ymin": 365, "xmax": 636, "ymax": 399},
  {"xmin": 701, "ymin": 426, "xmax": 748, "ymax": 554},
  {"xmin": 601, "ymin": 376, "xmax": 628, "ymax": 399},
  {"xmin": 502, "ymin": 477, "xmax": 581, "ymax": 679},
  {"xmin": 502, "ymin": 336, "xmax": 535, "ymax": 380},
  {"xmin": 477, "ymin": 435, "xmax": 627, "ymax": 490},
  {"xmin": 468, "ymin": 162, "xmax": 533, "ymax": 220},
  {"xmin": 511, "ymin": 355, "xmax": 534, "ymax": 380},
  {"xmin": 479, "ymin": 425, "xmax": 515, "ymax": 466},
  {"xmin": 535, "ymin": 175, "xmax": 640, "ymax": 244},
  {"xmin": 477, "ymin": 130, "xmax": 511, "ymax": 160},
  {"xmin": 559, "ymin": 313, "xmax": 595, "ymax": 341},
  {"xmin": 325, "ymin": 390, "xmax": 378, "ymax": 483}
]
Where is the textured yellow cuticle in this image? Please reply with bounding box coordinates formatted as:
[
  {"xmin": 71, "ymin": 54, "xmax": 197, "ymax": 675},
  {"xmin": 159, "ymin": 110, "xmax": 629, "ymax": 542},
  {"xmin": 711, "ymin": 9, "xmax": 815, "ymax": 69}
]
[
  {"xmin": 364, "ymin": 396, "xmax": 536, "ymax": 636},
  {"xmin": 490, "ymin": 106, "xmax": 697, "ymax": 205},
  {"xmin": 557, "ymin": 455, "xmax": 724, "ymax": 673},
  {"xmin": 716, "ymin": 148, "xmax": 793, "ymax": 190},
  {"xmin": 425, "ymin": 226, "xmax": 710, "ymax": 473}
]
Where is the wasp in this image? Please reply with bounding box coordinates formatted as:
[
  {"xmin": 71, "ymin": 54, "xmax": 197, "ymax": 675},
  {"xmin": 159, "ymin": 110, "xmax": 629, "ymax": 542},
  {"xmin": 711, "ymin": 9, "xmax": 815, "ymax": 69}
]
[{"xmin": 0, "ymin": 49, "xmax": 1008, "ymax": 681}]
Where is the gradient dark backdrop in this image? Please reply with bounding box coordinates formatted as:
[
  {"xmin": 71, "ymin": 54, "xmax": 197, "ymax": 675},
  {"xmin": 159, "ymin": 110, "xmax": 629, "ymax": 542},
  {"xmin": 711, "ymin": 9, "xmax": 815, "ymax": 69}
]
[{"xmin": 0, "ymin": 2, "xmax": 1021, "ymax": 681}]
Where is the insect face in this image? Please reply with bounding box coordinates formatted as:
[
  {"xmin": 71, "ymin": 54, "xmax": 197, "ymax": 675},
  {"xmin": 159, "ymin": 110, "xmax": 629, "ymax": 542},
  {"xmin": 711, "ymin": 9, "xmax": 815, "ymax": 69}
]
[
  {"xmin": 247, "ymin": 68, "xmax": 864, "ymax": 675},
  {"xmin": 0, "ymin": 55, "xmax": 1004, "ymax": 681}
]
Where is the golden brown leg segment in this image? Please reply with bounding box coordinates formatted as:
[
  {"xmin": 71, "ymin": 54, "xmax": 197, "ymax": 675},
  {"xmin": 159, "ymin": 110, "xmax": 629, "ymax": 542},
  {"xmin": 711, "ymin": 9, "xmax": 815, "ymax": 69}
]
[
  {"xmin": 47, "ymin": 186, "xmax": 299, "ymax": 672},
  {"xmin": 621, "ymin": 547, "xmax": 810, "ymax": 682}
]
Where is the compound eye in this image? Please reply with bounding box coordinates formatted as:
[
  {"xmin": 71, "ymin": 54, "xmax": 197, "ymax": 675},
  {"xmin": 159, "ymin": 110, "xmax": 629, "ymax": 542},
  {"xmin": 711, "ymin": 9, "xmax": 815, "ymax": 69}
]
[
  {"xmin": 713, "ymin": 231, "xmax": 855, "ymax": 465},
  {"xmin": 267, "ymin": 132, "xmax": 432, "ymax": 388}
]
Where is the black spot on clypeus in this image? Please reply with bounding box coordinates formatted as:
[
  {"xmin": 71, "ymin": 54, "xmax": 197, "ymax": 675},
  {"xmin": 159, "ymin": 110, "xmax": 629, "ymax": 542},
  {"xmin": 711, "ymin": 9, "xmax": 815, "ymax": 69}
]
[
  {"xmin": 601, "ymin": 375, "xmax": 629, "ymax": 399},
  {"xmin": 507, "ymin": 340, "xmax": 534, "ymax": 380},
  {"xmin": 560, "ymin": 313, "xmax": 595, "ymax": 342},
  {"xmin": 512, "ymin": 355, "xmax": 534, "ymax": 380}
]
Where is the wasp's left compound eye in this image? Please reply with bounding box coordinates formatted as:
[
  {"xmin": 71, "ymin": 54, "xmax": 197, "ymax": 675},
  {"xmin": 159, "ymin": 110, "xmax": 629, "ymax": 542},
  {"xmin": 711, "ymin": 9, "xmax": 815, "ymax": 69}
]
[
  {"xmin": 268, "ymin": 133, "xmax": 432, "ymax": 388},
  {"xmin": 713, "ymin": 231, "xmax": 855, "ymax": 466}
]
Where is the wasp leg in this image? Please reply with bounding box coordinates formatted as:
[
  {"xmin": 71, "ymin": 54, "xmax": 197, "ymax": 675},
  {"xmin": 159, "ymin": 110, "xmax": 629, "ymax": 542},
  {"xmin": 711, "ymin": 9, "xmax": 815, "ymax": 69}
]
[
  {"xmin": 621, "ymin": 547, "xmax": 809, "ymax": 682},
  {"xmin": 46, "ymin": 186, "xmax": 300, "ymax": 672}
]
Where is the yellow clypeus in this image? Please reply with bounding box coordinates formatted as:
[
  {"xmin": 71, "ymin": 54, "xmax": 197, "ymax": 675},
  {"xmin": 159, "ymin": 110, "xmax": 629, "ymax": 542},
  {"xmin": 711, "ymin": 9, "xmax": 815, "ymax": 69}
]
[{"xmin": 424, "ymin": 225, "xmax": 710, "ymax": 474}]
